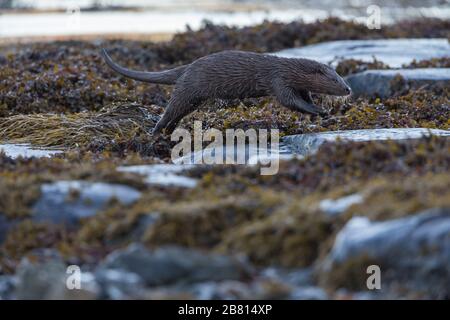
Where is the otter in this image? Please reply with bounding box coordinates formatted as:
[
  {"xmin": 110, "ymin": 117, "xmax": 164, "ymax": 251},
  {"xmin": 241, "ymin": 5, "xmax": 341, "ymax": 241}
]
[{"xmin": 101, "ymin": 49, "xmax": 351, "ymax": 134}]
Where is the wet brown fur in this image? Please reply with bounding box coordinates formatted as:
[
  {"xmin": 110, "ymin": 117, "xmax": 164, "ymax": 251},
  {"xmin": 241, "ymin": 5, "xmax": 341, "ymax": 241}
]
[{"xmin": 102, "ymin": 49, "xmax": 351, "ymax": 134}]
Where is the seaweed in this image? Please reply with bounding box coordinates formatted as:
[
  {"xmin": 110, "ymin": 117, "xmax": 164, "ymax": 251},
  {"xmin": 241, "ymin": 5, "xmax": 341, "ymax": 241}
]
[{"xmin": 0, "ymin": 103, "xmax": 160, "ymax": 148}]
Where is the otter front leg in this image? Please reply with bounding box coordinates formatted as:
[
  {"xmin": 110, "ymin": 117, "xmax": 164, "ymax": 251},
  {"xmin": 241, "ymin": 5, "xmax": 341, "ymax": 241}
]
[
  {"xmin": 298, "ymin": 89, "xmax": 313, "ymax": 104},
  {"xmin": 273, "ymin": 81, "xmax": 325, "ymax": 116}
]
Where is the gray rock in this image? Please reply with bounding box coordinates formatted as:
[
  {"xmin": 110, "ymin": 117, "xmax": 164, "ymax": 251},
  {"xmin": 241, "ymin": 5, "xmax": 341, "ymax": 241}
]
[
  {"xmin": 261, "ymin": 267, "xmax": 315, "ymax": 287},
  {"xmin": 346, "ymin": 290, "xmax": 384, "ymax": 300},
  {"xmin": 259, "ymin": 267, "xmax": 326, "ymax": 299},
  {"xmin": 190, "ymin": 279, "xmax": 292, "ymax": 300},
  {"xmin": 0, "ymin": 143, "xmax": 63, "ymax": 159},
  {"xmin": 95, "ymin": 269, "xmax": 144, "ymax": 299},
  {"xmin": 32, "ymin": 180, "xmax": 141, "ymax": 225},
  {"xmin": 172, "ymin": 144, "xmax": 292, "ymax": 166},
  {"xmin": 14, "ymin": 251, "xmax": 66, "ymax": 299},
  {"xmin": 289, "ymin": 286, "xmax": 328, "ymax": 300},
  {"xmin": 327, "ymin": 208, "xmax": 450, "ymax": 263},
  {"xmin": 0, "ymin": 275, "xmax": 17, "ymax": 300},
  {"xmin": 118, "ymin": 164, "xmax": 198, "ymax": 188},
  {"xmin": 324, "ymin": 208, "xmax": 450, "ymax": 298},
  {"xmin": 319, "ymin": 193, "xmax": 364, "ymax": 217},
  {"xmin": 0, "ymin": 214, "xmax": 12, "ymax": 244},
  {"xmin": 345, "ymin": 68, "xmax": 450, "ymax": 98},
  {"xmin": 274, "ymin": 39, "xmax": 450, "ymax": 68},
  {"xmin": 282, "ymin": 128, "xmax": 450, "ymax": 157},
  {"xmin": 129, "ymin": 213, "xmax": 161, "ymax": 241},
  {"xmin": 14, "ymin": 249, "xmax": 99, "ymax": 299},
  {"xmin": 98, "ymin": 243, "xmax": 251, "ymax": 287}
]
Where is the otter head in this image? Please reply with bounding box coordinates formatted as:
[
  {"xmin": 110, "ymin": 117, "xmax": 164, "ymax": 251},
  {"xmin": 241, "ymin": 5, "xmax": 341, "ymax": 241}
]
[{"xmin": 306, "ymin": 62, "xmax": 352, "ymax": 96}]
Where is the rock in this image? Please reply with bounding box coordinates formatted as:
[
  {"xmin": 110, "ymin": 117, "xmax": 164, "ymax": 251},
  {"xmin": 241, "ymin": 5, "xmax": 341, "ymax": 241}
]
[
  {"xmin": 319, "ymin": 193, "xmax": 364, "ymax": 217},
  {"xmin": 326, "ymin": 208, "xmax": 450, "ymax": 264},
  {"xmin": 322, "ymin": 208, "xmax": 450, "ymax": 298},
  {"xmin": 32, "ymin": 180, "xmax": 141, "ymax": 225},
  {"xmin": 190, "ymin": 279, "xmax": 292, "ymax": 300},
  {"xmin": 95, "ymin": 269, "xmax": 144, "ymax": 299},
  {"xmin": 0, "ymin": 275, "xmax": 17, "ymax": 300},
  {"xmin": 342, "ymin": 290, "xmax": 384, "ymax": 300},
  {"xmin": 0, "ymin": 214, "xmax": 12, "ymax": 244},
  {"xmin": 0, "ymin": 143, "xmax": 63, "ymax": 159},
  {"xmin": 260, "ymin": 267, "xmax": 326, "ymax": 299},
  {"xmin": 262, "ymin": 267, "xmax": 315, "ymax": 287},
  {"xmin": 118, "ymin": 164, "xmax": 197, "ymax": 188},
  {"xmin": 14, "ymin": 250, "xmax": 66, "ymax": 299},
  {"xmin": 289, "ymin": 286, "xmax": 328, "ymax": 300},
  {"xmin": 97, "ymin": 243, "xmax": 252, "ymax": 287},
  {"xmin": 282, "ymin": 128, "xmax": 450, "ymax": 157},
  {"xmin": 173, "ymin": 144, "xmax": 293, "ymax": 166},
  {"xmin": 14, "ymin": 249, "xmax": 99, "ymax": 299},
  {"xmin": 274, "ymin": 39, "xmax": 450, "ymax": 68},
  {"xmin": 49, "ymin": 271, "xmax": 100, "ymax": 300},
  {"xmin": 128, "ymin": 213, "xmax": 161, "ymax": 241},
  {"xmin": 345, "ymin": 68, "xmax": 450, "ymax": 98}
]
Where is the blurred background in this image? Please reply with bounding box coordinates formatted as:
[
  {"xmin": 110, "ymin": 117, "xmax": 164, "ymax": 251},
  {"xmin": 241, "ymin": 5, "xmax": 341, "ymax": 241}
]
[{"xmin": 1, "ymin": 0, "xmax": 449, "ymax": 41}]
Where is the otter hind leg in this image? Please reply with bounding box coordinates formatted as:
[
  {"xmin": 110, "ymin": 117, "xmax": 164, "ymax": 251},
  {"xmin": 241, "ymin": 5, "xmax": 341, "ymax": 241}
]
[{"xmin": 153, "ymin": 93, "xmax": 202, "ymax": 134}]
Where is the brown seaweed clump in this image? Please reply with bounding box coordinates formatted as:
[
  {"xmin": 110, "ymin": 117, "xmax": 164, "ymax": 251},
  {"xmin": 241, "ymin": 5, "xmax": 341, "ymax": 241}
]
[
  {"xmin": 0, "ymin": 103, "xmax": 159, "ymax": 148},
  {"xmin": 335, "ymin": 58, "xmax": 390, "ymax": 76},
  {"xmin": 335, "ymin": 57, "xmax": 450, "ymax": 77},
  {"xmin": 405, "ymin": 57, "xmax": 450, "ymax": 69}
]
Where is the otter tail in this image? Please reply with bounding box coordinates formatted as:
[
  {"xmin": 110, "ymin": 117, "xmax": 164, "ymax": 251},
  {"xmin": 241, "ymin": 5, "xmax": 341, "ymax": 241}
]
[{"xmin": 101, "ymin": 49, "xmax": 187, "ymax": 85}]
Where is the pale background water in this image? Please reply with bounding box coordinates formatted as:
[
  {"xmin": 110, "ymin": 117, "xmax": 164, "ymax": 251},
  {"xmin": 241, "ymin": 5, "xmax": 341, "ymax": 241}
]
[{"xmin": 0, "ymin": 0, "xmax": 449, "ymax": 38}]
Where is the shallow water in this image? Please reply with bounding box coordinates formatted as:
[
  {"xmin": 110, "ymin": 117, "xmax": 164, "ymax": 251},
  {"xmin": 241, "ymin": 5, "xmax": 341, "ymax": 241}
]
[
  {"xmin": 1, "ymin": 0, "xmax": 449, "ymax": 38},
  {"xmin": 0, "ymin": 9, "xmax": 324, "ymax": 38}
]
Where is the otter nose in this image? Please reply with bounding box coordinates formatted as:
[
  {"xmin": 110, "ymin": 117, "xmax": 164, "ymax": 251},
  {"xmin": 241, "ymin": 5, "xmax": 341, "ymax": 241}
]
[{"xmin": 345, "ymin": 86, "xmax": 352, "ymax": 95}]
